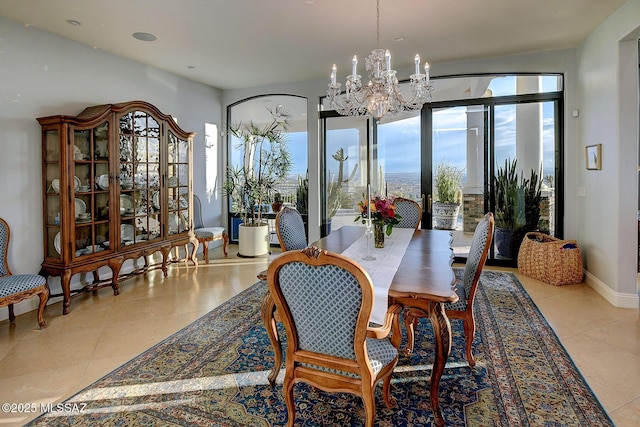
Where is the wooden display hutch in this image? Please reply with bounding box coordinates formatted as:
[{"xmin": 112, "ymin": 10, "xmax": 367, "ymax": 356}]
[{"xmin": 38, "ymin": 101, "xmax": 198, "ymax": 314}]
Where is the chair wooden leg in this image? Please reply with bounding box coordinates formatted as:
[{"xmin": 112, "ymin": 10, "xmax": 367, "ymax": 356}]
[
  {"xmin": 284, "ymin": 377, "xmax": 296, "ymax": 427},
  {"xmin": 202, "ymin": 240, "xmax": 210, "ymax": 264},
  {"xmin": 362, "ymin": 384, "xmax": 376, "ymax": 427},
  {"xmin": 8, "ymin": 304, "xmax": 15, "ymax": 324},
  {"xmin": 463, "ymin": 317, "xmax": 476, "ymax": 367},
  {"xmin": 222, "ymin": 232, "xmax": 229, "ymax": 257},
  {"xmin": 382, "ymin": 375, "xmax": 396, "ymax": 409}
]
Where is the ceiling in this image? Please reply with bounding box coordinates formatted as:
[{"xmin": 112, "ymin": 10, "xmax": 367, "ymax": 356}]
[{"xmin": 0, "ymin": 0, "xmax": 627, "ymax": 90}]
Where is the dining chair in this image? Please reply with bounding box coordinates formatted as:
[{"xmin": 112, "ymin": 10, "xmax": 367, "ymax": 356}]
[
  {"xmin": 0, "ymin": 218, "xmax": 49, "ymax": 328},
  {"xmin": 275, "ymin": 206, "xmax": 307, "ymax": 251},
  {"xmin": 393, "ymin": 197, "xmax": 422, "ymax": 230},
  {"xmin": 404, "ymin": 212, "xmax": 494, "ymax": 367},
  {"xmin": 192, "ymin": 195, "xmax": 228, "ymax": 261},
  {"xmin": 267, "ymin": 246, "xmax": 402, "ymax": 427}
]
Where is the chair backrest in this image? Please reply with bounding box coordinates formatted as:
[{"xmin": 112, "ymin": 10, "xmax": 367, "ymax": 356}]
[
  {"xmin": 462, "ymin": 212, "xmax": 494, "ymax": 301},
  {"xmin": 0, "ymin": 218, "xmax": 10, "ymax": 277},
  {"xmin": 394, "ymin": 197, "xmax": 422, "ymax": 230},
  {"xmin": 275, "ymin": 207, "xmax": 307, "ymax": 251},
  {"xmin": 268, "ymin": 247, "xmax": 373, "ymax": 362},
  {"xmin": 193, "ymin": 195, "xmax": 205, "ymax": 229}
]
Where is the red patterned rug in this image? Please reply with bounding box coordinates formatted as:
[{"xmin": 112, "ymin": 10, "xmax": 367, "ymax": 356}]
[{"xmin": 27, "ymin": 269, "xmax": 613, "ymax": 426}]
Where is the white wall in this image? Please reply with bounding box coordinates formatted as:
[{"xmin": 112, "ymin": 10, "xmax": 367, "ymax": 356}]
[
  {"xmin": 0, "ymin": 17, "xmax": 223, "ymax": 319},
  {"xmin": 577, "ymin": 0, "xmax": 640, "ymax": 307}
]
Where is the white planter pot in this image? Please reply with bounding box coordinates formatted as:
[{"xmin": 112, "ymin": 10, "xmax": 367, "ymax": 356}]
[
  {"xmin": 433, "ymin": 202, "xmax": 461, "ymax": 230},
  {"xmin": 238, "ymin": 223, "xmax": 270, "ymax": 257}
]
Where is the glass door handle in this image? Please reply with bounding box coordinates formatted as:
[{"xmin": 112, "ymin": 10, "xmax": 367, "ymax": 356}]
[{"xmin": 423, "ymin": 194, "xmax": 432, "ymax": 213}]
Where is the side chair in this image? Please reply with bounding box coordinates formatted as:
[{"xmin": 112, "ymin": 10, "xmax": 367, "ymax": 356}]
[
  {"xmin": 393, "ymin": 197, "xmax": 422, "ymax": 230},
  {"xmin": 192, "ymin": 195, "xmax": 228, "ymax": 262},
  {"xmin": 0, "ymin": 218, "xmax": 49, "ymax": 328},
  {"xmin": 404, "ymin": 212, "xmax": 494, "ymax": 367},
  {"xmin": 275, "ymin": 206, "xmax": 307, "ymax": 251},
  {"xmin": 267, "ymin": 246, "xmax": 402, "ymax": 427}
]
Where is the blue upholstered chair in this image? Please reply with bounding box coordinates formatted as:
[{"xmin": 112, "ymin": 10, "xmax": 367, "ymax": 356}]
[
  {"xmin": 393, "ymin": 197, "xmax": 422, "ymax": 230},
  {"xmin": 275, "ymin": 207, "xmax": 307, "ymax": 251},
  {"xmin": 404, "ymin": 212, "xmax": 494, "ymax": 367},
  {"xmin": 444, "ymin": 212, "xmax": 494, "ymax": 367},
  {"xmin": 267, "ymin": 247, "xmax": 401, "ymax": 427},
  {"xmin": 0, "ymin": 218, "xmax": 49, "ymax": 328},
  {"xmin": 192, "ymin": 195, "xmax": 228, "ymax": 262}
]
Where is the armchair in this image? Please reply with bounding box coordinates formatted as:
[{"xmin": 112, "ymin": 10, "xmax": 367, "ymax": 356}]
[{"xmin": 267, "ymin": 246, "xmax": 401, "ymax": 427}]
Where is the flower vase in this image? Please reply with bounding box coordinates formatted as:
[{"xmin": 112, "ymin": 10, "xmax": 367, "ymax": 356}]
[{"xmin": 374, "ymin": 223, "xmax": 385, "ymax": 248}]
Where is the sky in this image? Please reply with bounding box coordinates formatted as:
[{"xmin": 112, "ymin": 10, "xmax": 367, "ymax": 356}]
[{"xmin": 234, "ymin": 75, "xmax": 560, "ymax": 180}]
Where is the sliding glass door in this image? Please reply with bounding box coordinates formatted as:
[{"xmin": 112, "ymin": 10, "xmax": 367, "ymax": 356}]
[{"xmin": 321, "ymin": 73, "xmax": 563, "ymax": 265}]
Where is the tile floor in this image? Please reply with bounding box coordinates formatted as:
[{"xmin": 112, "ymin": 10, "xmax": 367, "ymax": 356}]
[{"xmin": 0, "ymin": 245, "xmax": 638, "ymax": 426}]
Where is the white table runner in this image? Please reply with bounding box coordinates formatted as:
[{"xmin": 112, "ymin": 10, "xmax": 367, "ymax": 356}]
[{"xmin": 341, "ymin": 227, "xmax": 414, "ymax": 325}]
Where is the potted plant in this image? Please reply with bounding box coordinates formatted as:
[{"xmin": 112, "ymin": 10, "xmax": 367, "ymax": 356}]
[
  {"xmin": 493, "ymin": 158, "xmax": 542, "ymax": 260},
  {"xmin": 433, "ymin": 161, "xmax": 464, "ymax": 229},
  {"xmin": 271, "ymin": 191, "xmax": 283, "ymax": 213},
  {"xmin": 223, "ymin": 106, "xmax": 292, "ymax": 257}
]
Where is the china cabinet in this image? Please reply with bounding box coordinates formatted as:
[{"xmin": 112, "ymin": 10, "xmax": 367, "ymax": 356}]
[{"xmin": 38, "ymin": 101, "xmax": 197, "ymax": 314}]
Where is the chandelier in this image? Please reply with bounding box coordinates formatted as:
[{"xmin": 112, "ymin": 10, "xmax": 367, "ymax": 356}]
[{"xmin": 327, "ymin": 0, "xmax": 433, "ymax": 119}]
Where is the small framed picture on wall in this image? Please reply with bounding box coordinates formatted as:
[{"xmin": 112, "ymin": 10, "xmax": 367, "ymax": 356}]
[{"xmin": 585, "ymin": 144, "xmax": 602, "ymax": 170}]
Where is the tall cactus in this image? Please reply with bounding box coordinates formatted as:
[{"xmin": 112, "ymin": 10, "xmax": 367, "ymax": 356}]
[{"xmin": 328, "ymin": 148, "xmax": 358, "ymax": 217}]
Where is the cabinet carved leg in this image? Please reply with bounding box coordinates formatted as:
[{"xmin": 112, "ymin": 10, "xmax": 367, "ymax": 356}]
[
  {"xmin": 92, "ymin": 271, "xmax": 100, "ymax": 295},
  {"xmin": 108, "ymin": 256, "xmax": 124, "ymax": 296},
  {"xmin": 61, "ymin": 269, "xmax": 72, "ymax": 315},
  {"xmin": 160, "ymin": 245, "xmax": 172, "ymax": 277}
]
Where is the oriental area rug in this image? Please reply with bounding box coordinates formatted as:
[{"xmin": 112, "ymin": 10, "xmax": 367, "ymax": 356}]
[{"xmin": 27, "ymin": 270, "xmax": 613, "ymax": 426}]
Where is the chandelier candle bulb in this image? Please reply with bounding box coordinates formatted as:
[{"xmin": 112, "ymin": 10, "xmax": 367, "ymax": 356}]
[
  {"xmin": 331, "ymin": 64, "xmax": 337, "ymax": 84},
  {"xmin": 424, "ymin": 62, "xmax": 430, "ymax": 80},
  {"xmin": 326, "ymin": 0, "xmax": 432, "ymax": 118}
]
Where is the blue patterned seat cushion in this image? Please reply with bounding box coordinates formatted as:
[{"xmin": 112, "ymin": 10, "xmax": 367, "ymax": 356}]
[
  {"xmin": 0, "ymin": 274, "xmax": 47, "ymax": 298},
  {"xmin": 194, "ymin": 229, "xmax": 214, "ymax": 239},
  {"xmin": 195, "ymin": 227, "xmax": 224, "ymax": 239},
  {"xmin": 302, "ymin": 337, "xmax": 398, "ymax": 378}
]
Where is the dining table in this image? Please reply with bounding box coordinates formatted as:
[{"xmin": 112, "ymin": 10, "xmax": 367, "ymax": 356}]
[{"xmin": 261, "ymin": 225, "xmax": 458, "ymax": 427}]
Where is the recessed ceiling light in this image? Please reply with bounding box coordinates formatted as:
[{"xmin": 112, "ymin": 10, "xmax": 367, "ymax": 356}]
[
  {"xmin": 394, "ymin": 36, "xmax": 405, "ymax": 42},
  {"xmin": 187, "ymin": 65, "xmax": 195, "ymax": 69},
  {"xmin": 133, "ymin": 32, "xmax": 157, "ymax": 42},
  {"xmin": 66, "ymin": 19, "xmax": 82, "ymax": 26}
]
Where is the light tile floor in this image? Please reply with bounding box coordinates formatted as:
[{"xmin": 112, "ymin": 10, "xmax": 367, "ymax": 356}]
[{"xmin": 0, "ymin": 245, "xmax": 638, "ymax": 426}]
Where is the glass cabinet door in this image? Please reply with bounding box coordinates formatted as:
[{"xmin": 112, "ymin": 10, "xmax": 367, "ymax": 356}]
[
  {"xmin": 71, "ymin": 121, "xmax": 110, "ymax": 259},
  {"xmin": 167, "ymin": 132, "xmax": 190, "ymax": 235},
  {"xmin": 44, "ymin": 128, "xmax": 62, "ymax": 259},
  {"xmin": 118, "ymin": 110, "xmax": 162, "ymax": 247}
]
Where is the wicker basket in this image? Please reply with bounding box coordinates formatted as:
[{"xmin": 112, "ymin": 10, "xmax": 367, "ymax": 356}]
[{"xmin": 517, "ymin": 232, "xmax": 583, "ymax": 286}]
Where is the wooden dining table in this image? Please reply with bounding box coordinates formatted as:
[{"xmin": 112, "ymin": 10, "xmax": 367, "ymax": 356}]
[{"xmin": 261, "ymin": 225, "xmax": 458, "ymax": 427}]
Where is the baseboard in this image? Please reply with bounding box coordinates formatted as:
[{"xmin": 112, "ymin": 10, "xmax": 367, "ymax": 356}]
[{"xmin": 584, "ymin": 270, "xmax": 639, "ymax": 308}]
